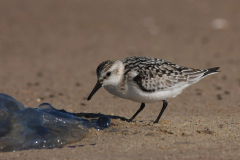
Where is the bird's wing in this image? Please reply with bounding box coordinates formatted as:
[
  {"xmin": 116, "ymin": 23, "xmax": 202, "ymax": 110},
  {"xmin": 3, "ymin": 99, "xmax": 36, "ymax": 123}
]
[
  {"xmin": 131, "ymin": 62, "xmax": 206, "ymax": 92},
  {"xmin": 121, "ymin": 56, "xmax": 206, "ymax": 92}
]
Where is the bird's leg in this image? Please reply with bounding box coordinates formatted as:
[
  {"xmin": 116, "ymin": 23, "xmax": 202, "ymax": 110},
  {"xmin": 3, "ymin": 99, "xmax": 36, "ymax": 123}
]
[
  {"xmin": 154, "ymin": 100, "xmax": 168, "ymax": 123},
  {"xmin": 127, "ymin": 103, "xmax": 145, "ymax": 122}
]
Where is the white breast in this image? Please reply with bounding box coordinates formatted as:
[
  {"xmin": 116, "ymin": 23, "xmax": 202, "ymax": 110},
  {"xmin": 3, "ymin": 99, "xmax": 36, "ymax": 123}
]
[
  {"xmin": 103, "ymin": 85, "xmax": 129, "ymax": 99},
  {"xmin": 104, "ymin": 83, "xmax": 190, "ymax": 103}
]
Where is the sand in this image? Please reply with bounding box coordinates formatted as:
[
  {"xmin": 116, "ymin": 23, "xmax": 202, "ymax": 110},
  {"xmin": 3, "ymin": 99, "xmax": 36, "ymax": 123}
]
[{"xmin": 0, "ymin": 0, "xmax": 240, "ymax": 159}]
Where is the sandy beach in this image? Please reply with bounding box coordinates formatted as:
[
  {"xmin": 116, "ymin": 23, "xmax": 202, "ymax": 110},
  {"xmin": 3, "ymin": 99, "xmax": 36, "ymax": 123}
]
[{"xmin": 1, "ymin": 0, "xmax": 240, "ymax": 159}]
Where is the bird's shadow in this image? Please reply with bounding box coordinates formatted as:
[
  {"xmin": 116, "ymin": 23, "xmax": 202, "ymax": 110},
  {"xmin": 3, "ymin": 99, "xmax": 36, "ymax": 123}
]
[{"xmin": 55, "ymin": 109, "xmax": 129, "ymax": 122}]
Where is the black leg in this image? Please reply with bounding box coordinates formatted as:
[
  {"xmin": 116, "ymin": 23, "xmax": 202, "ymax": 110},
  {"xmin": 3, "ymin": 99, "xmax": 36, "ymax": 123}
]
[
  {"xmin": 154, "ymin": 100, "xmax": 168, "ymax": 123},
  {"xmin": 127, "ymin": 103, "xmax": 145, "ymax": 122}
]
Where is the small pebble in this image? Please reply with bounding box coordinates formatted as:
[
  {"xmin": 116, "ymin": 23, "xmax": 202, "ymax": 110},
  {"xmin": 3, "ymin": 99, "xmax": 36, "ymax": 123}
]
[
  {"xmin": 75, "ymin": 82, "xmax": 81, "ymax": 87},
  {"xmin": 37, "ymin": 72, "xmax": 43, "ymax": 77},
  {"xmin": 217, "ymin": 94, "xmax": 222, "ymax": 100},
  {"xmin": 224, "ymin": 91, "xmax": 230, "ymax": 95},
  {"xmin": 80, "ymin": 103, "xmax": 86, "ymax": 106},
  {"xmin": 216, "ymin": 86, "xmax": 222, "ymax": 90}
]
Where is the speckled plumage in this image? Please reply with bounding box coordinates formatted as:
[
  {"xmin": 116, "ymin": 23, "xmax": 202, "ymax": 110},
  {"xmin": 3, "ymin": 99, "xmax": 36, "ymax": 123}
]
[
  {"xmin": 121, "ymin": 56, "xmax": 207, "ymax": 93},
  {"xmin": 88, "ymin": 56, "xmax": 219, "ymax": 123}
]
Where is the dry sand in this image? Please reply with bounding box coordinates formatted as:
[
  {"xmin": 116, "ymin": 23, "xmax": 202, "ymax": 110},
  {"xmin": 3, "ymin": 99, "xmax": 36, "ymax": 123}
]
[{"xmin": 0, "ymin": 0, "xmax": 240, "ymax": 159}]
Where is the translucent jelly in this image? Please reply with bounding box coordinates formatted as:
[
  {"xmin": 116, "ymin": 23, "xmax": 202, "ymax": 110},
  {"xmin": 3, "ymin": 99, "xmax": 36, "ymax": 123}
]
[{"xmin": 0, "ymin": 93, "xmax": 111, "ymax": 152}]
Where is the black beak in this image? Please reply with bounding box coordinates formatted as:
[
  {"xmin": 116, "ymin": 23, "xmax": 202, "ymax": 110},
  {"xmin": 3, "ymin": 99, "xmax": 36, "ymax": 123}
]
[{"xmin": 87, "ymin": 81, "xmax": 102, "ymax": 101}]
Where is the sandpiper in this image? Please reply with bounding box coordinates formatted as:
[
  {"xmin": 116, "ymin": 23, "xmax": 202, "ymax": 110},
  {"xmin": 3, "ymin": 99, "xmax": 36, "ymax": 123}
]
[{"xmin": 87, "ymin": 56, "xmax": 219, "ymax": 123}]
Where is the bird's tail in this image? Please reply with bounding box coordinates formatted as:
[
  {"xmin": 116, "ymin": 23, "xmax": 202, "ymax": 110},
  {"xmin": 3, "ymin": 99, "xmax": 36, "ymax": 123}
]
[{"xmin": 186, "ymin": 67, "xmax": 220, "ymax": 84}]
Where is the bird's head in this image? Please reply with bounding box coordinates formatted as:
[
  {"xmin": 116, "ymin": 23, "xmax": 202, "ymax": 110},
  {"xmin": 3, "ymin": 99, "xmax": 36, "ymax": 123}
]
[{"xmin": 87, "ymin": 60, "xmax": 124, "ymax": 101}]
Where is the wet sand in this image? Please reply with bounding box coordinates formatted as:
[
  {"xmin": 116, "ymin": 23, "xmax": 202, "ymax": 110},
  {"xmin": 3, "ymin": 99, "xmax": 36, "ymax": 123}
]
[{"xmin": 1, "ymin": 0, "xmax": 240, "ymax": 159}]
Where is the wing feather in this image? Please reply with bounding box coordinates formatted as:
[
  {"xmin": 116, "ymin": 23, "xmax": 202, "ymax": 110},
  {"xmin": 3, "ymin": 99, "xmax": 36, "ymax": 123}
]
[{"xmin": 122, "ymin": 56, "xmax": 207, "ymax": 92}]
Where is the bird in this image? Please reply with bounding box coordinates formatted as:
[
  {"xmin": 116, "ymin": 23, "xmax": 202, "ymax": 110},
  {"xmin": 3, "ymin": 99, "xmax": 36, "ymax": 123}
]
[{"xmin": 87, "ymin": 56, "xmax": 219, "ymax": 123}]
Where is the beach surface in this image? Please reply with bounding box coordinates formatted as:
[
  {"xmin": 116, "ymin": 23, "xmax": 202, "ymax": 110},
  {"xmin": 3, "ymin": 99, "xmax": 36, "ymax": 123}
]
[{"xmin": 1, "ymin": 0, "xmax": 240, "ymax": 159}]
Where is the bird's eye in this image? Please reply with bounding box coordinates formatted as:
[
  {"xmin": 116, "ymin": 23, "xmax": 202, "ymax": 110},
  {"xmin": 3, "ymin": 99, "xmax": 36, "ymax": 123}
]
[{"xmin": 106, "ymin": 72, "xmax": 111, "ymax": 76}]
